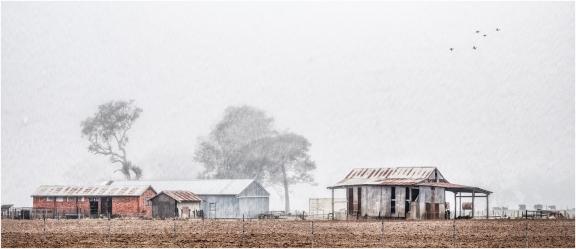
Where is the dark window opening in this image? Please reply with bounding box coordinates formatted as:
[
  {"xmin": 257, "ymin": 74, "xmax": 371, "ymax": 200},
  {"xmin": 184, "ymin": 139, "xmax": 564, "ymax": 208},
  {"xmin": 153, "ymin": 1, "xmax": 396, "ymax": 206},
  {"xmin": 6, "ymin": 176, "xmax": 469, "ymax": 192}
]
[
  {"xmin": 391, "ymin": 201, "xmax": 396, "ymax": 214},
  {"xmin": 411, "ymin": 188, "xmax": 420, "ymax": 202},
  {"xmin": 391, "ymin": 187, "xmax": 396, "ymax": 200},
  {"xmin": 405, "ymin": 187, "xmax": 411, "ymax": 215},
  {"xmin": 405, "ymin": 199, "xmax": 410, "ymax": 215}
]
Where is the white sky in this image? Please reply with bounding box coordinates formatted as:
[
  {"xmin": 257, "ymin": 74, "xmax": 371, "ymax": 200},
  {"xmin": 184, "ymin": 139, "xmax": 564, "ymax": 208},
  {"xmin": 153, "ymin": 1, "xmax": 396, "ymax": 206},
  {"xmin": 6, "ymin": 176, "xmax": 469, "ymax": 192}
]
[{"xmin": 1, "ymin": 2, "xmax": 574, "ymax": 211}]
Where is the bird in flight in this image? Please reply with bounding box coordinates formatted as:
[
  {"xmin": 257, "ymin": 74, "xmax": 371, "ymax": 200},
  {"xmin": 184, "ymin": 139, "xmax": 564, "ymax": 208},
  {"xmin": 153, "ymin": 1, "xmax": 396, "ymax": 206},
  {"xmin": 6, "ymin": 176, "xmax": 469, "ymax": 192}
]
[
  {"xmin": 496, "ymin": 28, "xmax": 500, "ymax": 31},
  {"xmin": 475, "ymin": 30, "xmax": 480, "ymax": 34},
  {"xmin": 472, "ymin": 46, "xmax": 477, "ymax": 50},
  {"xmin": 449, "ymin": 48, "xmax": 454, "ymax": 51},
  {"xmin": 483, "ymin": 34, "xmax": 487, "ymax": 37}
]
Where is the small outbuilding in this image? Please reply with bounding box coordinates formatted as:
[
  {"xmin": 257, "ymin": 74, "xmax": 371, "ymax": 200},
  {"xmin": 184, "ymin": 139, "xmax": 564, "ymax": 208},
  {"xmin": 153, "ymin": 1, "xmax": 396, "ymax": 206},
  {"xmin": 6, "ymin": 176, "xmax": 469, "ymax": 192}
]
[{"xmin": 151, "ymin": 190, "xmax": 202, "ymax": 219}]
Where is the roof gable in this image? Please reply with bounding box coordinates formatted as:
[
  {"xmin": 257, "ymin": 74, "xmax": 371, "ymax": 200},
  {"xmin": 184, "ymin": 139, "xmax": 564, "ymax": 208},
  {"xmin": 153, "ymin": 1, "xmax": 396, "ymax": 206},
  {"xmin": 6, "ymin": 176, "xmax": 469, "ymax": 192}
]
[
  {"xmin": 333, "ymin": 167, "xmax": 447, "ymax": 187},
  {"xmin": 238, "ymin": 181, "xmax": 270, "ymax": 197},
  {"xmin": 152, "ymin": 191, "xmax": 202, "ymax": 202}
]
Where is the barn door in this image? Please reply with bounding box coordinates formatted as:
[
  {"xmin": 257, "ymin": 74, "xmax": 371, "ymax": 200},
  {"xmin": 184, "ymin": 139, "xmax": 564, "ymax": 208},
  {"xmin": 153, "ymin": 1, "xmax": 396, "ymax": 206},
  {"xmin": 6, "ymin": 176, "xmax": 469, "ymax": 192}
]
[
  {"xmin": 208, "ymin": 203, "xmax": 216, "ymax": 219},
  {"xmin": 346, "ymin": 188, "xmax": 353, "ymax": 216},
  {"xmin": 357, "ymin": 187, "xmax": 362, "ymax": 217}
]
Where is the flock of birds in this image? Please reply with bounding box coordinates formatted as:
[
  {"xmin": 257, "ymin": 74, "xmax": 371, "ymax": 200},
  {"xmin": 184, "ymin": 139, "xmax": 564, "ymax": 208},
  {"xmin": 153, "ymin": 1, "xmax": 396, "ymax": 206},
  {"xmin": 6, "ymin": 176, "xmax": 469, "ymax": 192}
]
[{"xmin": 449, "ymin": 28, "xmax": 500, "ymax": 52}]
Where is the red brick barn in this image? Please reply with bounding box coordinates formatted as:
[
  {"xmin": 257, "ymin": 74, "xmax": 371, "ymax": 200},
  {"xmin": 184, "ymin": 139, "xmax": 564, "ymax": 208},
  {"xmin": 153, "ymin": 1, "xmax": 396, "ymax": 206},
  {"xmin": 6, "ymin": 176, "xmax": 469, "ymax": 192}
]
[{"xmin": 32, "ymin": 185, "xmax": 156, "ymax": 218}]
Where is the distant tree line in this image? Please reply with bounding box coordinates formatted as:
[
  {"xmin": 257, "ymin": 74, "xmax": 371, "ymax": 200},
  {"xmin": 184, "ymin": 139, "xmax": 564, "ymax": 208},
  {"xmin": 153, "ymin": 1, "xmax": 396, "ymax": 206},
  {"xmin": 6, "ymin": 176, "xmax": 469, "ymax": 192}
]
[
  {"xmin": 81, "ymin": 101, "xmax": 315, "ymax": 213},
  {"xmin": 194, "ymin": 106, "xmax": 316, "ymax": 213}
]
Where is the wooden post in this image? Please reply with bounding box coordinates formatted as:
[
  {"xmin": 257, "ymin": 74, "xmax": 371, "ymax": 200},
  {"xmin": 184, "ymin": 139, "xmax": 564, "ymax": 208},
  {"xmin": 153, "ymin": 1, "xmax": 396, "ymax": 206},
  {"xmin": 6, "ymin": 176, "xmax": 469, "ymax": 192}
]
[
  {"xmin": 108, "ymin": 216, "xmax": 111, "ymax": 245},
  {"xmin": 331, "ymin": 188, "xmax": 335, "ymax": 220},
  {"xmin": 310, "ymin": 220, "xmax": 314, "ymax": 248},
  {"xmin": 458, "ymin": 193, "xmax": 461, "ymax": 218},
  {"xmin": 453, "ymin": 192, "xmax": 457, "ymax": 219},
  {"xmin": 380, "ymin": 219, "xmax": 384, "ymax": 244},
  {"xmin": 452, "ymin": 218, "xmax": 457, "ymax": 246},
  {"xmin": 486, "ymin": 194, "xmax": 489, "ymax": 219},
  {"xmin": 471, "ymin": 191, "xmax": 475, "ymax": 218},
  {"xmin": 242, "ymin": 216, "xmax": 245, "ymax": 247},
  {"xmin": 525, "ymin": 219, "xmax": 528, "ymax": 247}
]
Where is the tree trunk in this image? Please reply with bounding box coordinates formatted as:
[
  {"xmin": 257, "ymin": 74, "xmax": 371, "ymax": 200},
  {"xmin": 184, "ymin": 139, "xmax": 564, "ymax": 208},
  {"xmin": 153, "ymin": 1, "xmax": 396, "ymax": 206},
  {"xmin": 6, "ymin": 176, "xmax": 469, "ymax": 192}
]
[
  {"xmin": 122, "ymin": 162, "xmax": 131, "ymax": 180},
  {"xmin": 281, "ymin": 164, "xmax": 290, "ymax": 214}
]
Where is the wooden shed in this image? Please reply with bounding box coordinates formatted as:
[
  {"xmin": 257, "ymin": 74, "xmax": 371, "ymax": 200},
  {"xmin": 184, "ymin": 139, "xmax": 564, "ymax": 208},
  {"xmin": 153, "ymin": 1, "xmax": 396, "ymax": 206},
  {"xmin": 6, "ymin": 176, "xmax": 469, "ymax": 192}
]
[
  {"xmin": 150, "ymin": 191, "xmax": 202, "ymax": 219},
  {"xmin": 328, "ymin": 167, "xmax": 492, "ymax": 220}
]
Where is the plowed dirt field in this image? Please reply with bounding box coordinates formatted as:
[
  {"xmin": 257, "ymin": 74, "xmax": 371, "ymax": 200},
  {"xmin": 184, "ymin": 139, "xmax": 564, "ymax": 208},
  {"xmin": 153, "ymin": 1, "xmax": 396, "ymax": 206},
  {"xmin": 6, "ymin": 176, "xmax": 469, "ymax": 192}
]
[{"xmin": 1, "ymin": 219, "xmax": 573, "ymax": 247}]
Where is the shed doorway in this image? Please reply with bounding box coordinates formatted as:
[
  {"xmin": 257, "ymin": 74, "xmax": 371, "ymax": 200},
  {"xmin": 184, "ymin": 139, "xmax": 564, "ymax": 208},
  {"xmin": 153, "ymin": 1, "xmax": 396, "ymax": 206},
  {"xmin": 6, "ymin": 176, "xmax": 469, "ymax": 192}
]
[
  {"xmin": 89, "ymin": 198, "xmax": 99, "ymax": 217},
  {"xmin": 100, "ymin": 197, "xmax": 112, "ymax": 218}
]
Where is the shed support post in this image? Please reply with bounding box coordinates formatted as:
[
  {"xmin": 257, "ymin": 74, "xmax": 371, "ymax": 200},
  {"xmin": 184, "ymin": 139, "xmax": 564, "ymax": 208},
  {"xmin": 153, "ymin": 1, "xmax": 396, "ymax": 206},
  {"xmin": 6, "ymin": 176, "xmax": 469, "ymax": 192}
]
[
  {"xmin": 453, "ymin": 192, "xmax": 457, "ymax": 219},
  {"xmin": 458, "ymin": 193, "xmax": 462, "ymax": 216},
  {"xmin": 486, "ymin": 194, "xmax": 489, "ymax": 219},
  {"xmin": 331, "ymin": 188, "xmax": 335, "ymax": 220},
  {"xmin": 471, "ymin": 191, "xmax": 475, "ymax": 218}
]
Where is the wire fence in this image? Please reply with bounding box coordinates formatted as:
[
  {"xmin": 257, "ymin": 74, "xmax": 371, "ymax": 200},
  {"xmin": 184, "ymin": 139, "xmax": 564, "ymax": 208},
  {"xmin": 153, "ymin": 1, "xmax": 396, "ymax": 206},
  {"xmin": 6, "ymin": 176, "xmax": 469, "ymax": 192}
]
[{"xmin": 1, "ymin": 216, "xmax": 574, "ymax": 247}]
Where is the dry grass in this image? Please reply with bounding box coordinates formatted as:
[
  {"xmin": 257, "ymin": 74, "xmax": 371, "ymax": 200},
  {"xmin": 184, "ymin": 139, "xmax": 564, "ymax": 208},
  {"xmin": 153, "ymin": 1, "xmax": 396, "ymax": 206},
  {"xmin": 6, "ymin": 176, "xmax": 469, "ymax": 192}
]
[{"xmin": 1, "ymin": 218, "xmax": 574, "ymax": 247}]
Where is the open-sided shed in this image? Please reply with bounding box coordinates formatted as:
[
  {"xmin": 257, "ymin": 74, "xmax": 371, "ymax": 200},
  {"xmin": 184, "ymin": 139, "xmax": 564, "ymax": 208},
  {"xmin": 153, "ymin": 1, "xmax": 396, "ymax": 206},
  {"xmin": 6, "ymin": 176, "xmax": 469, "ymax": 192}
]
[{"xmin": 150, "ymin": 190, "xmax": 202, "ymax": 219}]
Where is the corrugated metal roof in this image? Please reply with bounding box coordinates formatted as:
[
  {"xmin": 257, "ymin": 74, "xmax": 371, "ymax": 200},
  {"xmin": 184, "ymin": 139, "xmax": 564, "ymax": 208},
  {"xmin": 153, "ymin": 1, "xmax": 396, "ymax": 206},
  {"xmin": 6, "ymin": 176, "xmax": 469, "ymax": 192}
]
[
  {"xmin": 418, "ymin": 182, "xmax": 492, "ymax": 194},
  {"xmin": 156, "ymin": 191, "xmax": 202, "ymax": 202},
  {"xmin": 31, "ymin": 185, "xmax": 153, "ymax": 197},
  {"xmin": 329, "ymin": 166, "xmax": 491, "ymax": 194},
  {"xmin": 332, "ymin": 167, "xmax": 438, "ymax": 187},
  {"xmin": 342, "ymin": 167, "xmax": 437, "ymax": 180},
  {"xmin": 105, "ymin": 179, "xmax": 268, "ymax": 196}
]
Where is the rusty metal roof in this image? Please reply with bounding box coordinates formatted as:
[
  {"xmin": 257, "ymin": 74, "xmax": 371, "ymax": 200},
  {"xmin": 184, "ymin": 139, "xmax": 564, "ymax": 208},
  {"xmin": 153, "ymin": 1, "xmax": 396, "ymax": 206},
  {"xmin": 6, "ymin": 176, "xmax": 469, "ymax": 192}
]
[
  {"xmin": 331, "ymin": 167, "xmax": 441, "ymax": 187},
  {"xmin": 329, "ymin": 166, "xmax": 491, "ymax": 194},
  {"xmin": 157, "ymin": 190, "xmax": 202, "ymax": 202},
  {"xmin": 343, "ymin": 167, "xmax": 438, "ymax": 180},
  {"xmin": 31, "ymin": 185, "xmax": 154, "ymax": 197}
]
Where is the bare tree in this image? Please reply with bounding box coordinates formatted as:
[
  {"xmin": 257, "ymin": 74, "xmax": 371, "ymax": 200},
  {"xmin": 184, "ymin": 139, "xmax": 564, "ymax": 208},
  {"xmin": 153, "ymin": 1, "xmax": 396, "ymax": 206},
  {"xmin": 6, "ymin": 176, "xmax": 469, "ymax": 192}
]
[{"xmin": 81, "ymin": 100, "xmax": 143, "ymax": 180}]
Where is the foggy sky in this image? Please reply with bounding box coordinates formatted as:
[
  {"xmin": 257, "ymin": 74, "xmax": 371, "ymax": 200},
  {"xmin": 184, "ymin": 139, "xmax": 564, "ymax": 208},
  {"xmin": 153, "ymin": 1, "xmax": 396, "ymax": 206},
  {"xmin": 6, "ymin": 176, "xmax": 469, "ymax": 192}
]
[{"xmin": 2, "ymin": 2, "xmax": 574, "ymax": 211}]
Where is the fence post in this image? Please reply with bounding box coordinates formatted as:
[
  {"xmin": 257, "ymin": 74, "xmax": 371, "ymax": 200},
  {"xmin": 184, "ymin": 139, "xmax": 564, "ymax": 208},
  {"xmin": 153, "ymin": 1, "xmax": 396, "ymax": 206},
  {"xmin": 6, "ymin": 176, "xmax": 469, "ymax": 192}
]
[
  {"xmin": 108, "ymin": 215, "xmax": 111, "ymax": 245},
  {"xmin": 310, "ymin": 220, "xmax": 314, "ymax": 248},
  {"xmin": 525, "ymin": 219, "xmax": 528, "ymax": 247},
  {"xmin": 173, "ymin": 217, "xmax": 177, "ymax": 238},
  {"xmin": 452, "ymin": 218, "xmax": 457, "ymax": 247},
  {"xmin": 243, "ymin": 215, "xmax": 246, "ymax": 247},
  {"xmin": 380, "ymin": 219, "xmax": 384, "ymax": 245}
]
